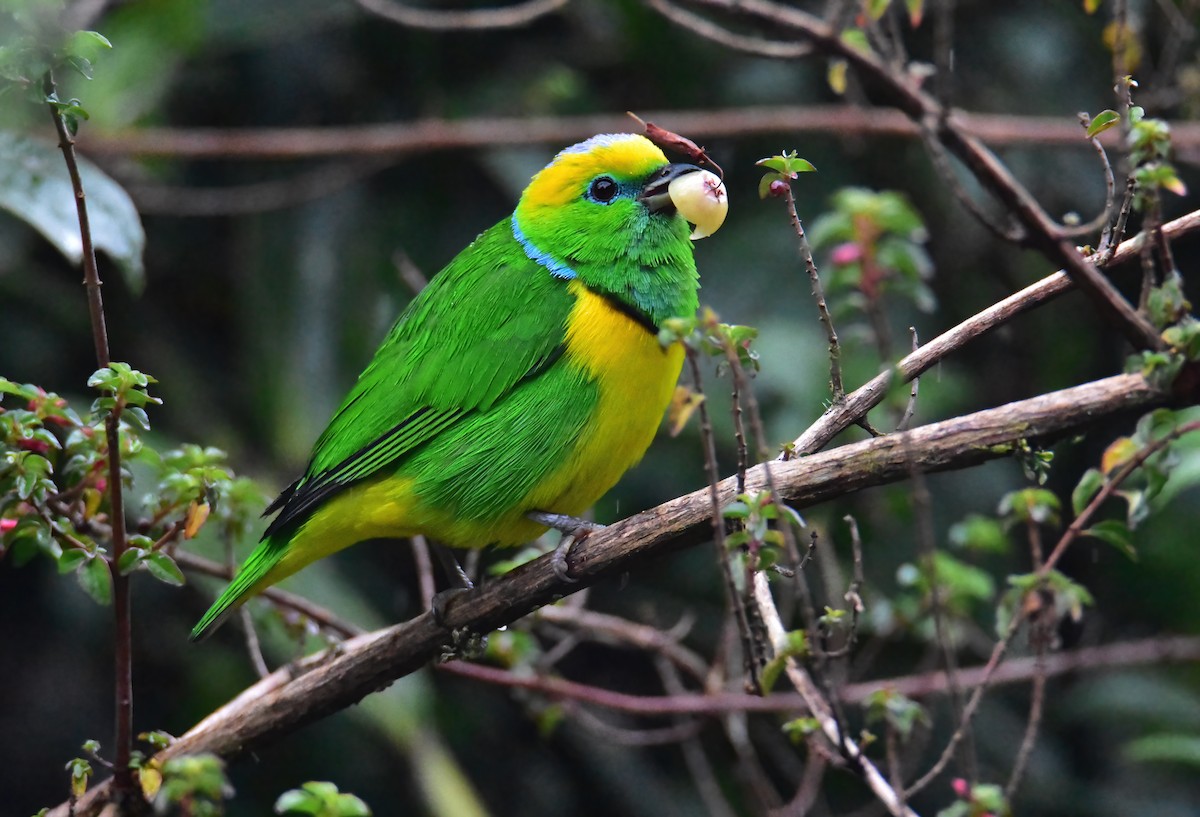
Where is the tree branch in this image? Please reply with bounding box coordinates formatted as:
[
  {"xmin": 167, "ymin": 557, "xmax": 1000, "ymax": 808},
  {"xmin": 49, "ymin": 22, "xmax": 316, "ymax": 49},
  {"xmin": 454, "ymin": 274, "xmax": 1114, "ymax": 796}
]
[
  {"xmin": 55, "ymin": 371, "xmax": 1178, "ymax": 817},
  {"xmin": 673, "ymin": 0, "xmax": 1163, "ymax": 349},
  {"xmin": 75, "ymin": 106, "xmax": 1200, "ymax": 160},
  {"xmin": 791, "ymin": 209, "xmax": 1200, "ymax": 455},
  {"xmin": 352, "ymin": 0, "xmax": 566, "ymax": 30}
]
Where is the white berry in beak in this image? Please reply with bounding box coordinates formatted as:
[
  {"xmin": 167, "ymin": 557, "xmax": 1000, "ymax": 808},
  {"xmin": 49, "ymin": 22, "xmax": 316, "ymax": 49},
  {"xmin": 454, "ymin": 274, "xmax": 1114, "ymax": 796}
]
[{"xmin": 668, "ymin": 169, "xmax": 728, "ymax": 239}]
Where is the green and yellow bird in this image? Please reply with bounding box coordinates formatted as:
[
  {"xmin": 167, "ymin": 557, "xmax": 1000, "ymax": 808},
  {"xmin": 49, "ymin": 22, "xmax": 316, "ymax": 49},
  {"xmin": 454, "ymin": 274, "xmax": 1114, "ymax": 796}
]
[{"xmin": 191, "ymin": 133, "xmax": 727, "ymax": 640}]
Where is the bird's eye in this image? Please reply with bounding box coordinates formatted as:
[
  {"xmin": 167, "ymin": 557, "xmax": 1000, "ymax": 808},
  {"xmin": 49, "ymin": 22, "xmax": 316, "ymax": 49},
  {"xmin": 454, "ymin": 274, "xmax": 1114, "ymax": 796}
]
[{"xmin": 588, "ymin": 176, "xmax": 619, "ymax": 204}]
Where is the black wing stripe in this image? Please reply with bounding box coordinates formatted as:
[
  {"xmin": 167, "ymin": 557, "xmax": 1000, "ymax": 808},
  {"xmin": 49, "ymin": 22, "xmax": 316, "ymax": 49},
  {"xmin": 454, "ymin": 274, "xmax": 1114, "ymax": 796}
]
[{"xmin": 263, "ymin": 406, "xmax": 454, "ymax": 538}]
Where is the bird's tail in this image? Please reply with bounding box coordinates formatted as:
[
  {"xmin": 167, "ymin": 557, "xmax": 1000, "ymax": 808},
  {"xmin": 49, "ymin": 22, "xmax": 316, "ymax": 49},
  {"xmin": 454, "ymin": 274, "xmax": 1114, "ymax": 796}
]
[{"xmin": 190, "ymin": 534, "xmax": 288, "ymax": 642}]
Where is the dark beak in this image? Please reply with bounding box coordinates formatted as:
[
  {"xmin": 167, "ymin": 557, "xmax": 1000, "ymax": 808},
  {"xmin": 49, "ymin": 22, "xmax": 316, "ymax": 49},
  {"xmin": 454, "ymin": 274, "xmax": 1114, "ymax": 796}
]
[{"xmin": 639, "ymin": 163, "xmax": 704, "ymax": 214}]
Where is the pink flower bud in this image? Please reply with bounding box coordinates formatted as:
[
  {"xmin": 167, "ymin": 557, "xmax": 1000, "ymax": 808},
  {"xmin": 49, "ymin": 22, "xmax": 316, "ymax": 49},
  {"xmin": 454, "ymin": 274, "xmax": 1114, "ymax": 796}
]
[
  {"xmin": 951, "ymin": 778, "xmax": 969, "ymax": 798},
  {"xmin": 831, "ymin": 242, "xmax": 864, "ymax": 265}
]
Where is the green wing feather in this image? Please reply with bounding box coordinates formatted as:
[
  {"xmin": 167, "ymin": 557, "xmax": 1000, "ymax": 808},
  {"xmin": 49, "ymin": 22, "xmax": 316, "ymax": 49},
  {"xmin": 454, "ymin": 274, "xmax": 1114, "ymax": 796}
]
[
  {"xmin": 190, "ymin": 219, "xmax": 575, "ymax": 641},
  {"xmin": 265, "ymin": 217, "xmax": 573, "ymax": 537}
]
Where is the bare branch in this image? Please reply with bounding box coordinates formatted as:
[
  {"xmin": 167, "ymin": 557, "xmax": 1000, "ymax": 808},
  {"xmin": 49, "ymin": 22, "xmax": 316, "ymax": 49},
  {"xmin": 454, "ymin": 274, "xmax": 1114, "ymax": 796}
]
[
  {"xmin": 77, "ymin": 107, "xmax": 1200, "ymax": 160},
  {"xmin": 353, "ymin": 0, "xmax": 566, "ymax": 30}
]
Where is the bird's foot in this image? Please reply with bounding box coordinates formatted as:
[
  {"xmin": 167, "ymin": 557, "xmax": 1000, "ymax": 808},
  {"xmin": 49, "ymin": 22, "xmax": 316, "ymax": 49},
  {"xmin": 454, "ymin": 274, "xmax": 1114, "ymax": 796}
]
[
  {"xmin": 551, "ymin": 535, "xmax": 582, "ymax": 584},
  {"xmin": 528, "ymin": 510, "xmax": 606, "ymax": 538},
  {"xmin": 430, "ymin": 586, "xmax": 470, "ymax": 628},
  {"xmin": 528, "ymin": 510, "xmax": 606, "ymax": 584}
]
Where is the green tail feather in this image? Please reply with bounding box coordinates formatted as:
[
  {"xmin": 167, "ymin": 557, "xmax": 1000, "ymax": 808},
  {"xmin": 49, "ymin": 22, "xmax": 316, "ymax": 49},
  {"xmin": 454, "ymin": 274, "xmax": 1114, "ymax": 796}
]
[{"xmin": 190, "ymin": 536, "xmax": 287, "ymax": 641}]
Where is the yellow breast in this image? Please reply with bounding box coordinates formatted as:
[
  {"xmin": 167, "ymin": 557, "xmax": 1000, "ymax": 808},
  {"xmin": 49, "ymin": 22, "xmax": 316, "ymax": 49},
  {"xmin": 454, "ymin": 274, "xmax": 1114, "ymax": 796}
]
[
  {"xmin": 271, "ymin": 280, "xmax": 684, "ymax": 572},
  {"xmin": 519, "ymin": 279, "xmax": 684, "ymax": 520}
]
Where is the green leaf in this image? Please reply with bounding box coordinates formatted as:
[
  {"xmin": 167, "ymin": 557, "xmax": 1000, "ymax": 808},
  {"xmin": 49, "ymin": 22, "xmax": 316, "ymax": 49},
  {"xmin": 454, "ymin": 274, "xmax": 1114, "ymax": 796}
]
[
  {"xmin": 275, "ymin": 790, "xmax": 319, "ymax": 815},
  {"xmin": 0, "ymin": 132, "xmax": 145, "ymax": 291},
  {"xmin": 1072, "ymin": 468, "xmax": 1105, "ymax": 515},
  {"xmin": 867, "ymin": 0, "xmax": 890, "ymax": 20},
  {"xmin": 77, "ymin": 555, "xmax": 112, "ymax": 605},
  {"xmin": 754, "ymin": 154, "xmax": 817, "ymax": 177},
  {"xmin": 63, "ymin": 31, "xmax": 113, "ymax": 62},
  {"xmin": 334, "ymin": 795, "xmax": 372, "ymax": 817},
  {"xmin": 840, "ymin": 27, "xmax": 871, "ymax": 55},
  {"xmin": 144, "ymin": 552, "xmax": 185, "ymax": 586},
  {"xmin": 1087, "ymin": 109, "xmax": 1121, "ymax": 138},
  {"xmin": 1125, "ymin": 733, "xmax": 1200, "ymax": 767},
  {"xmin": 58, "ymin": 548, "xmax": 90, "ymax": 574},
  {"xmin": 948, "ymin": 514, "xmax": 1009, "ymax": 554},
  {"xmin": 1083, "ymin": 519, "xmax": 1137, "ymax": 560}
]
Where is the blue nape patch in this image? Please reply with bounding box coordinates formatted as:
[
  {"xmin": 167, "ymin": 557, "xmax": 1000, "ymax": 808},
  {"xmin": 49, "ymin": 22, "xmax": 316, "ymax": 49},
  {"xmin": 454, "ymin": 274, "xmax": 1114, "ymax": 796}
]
[{"xmin": 512, "ymin": 216, "xmax": 577, "ymax": 280}]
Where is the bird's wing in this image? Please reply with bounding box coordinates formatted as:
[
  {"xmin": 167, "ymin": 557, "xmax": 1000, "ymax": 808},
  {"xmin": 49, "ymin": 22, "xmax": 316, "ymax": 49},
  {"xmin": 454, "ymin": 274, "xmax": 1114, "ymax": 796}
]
[{"xmin": 263, "ymin": 219, "xmax": 573, "ymax": 537}]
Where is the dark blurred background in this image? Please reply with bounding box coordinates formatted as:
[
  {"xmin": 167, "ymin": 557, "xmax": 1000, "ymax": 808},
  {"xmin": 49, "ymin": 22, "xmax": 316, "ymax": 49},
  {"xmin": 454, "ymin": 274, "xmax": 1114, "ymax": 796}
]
[{"xmin": 2, "ymin": 0, "xmax": 1200, "ymax": 814}]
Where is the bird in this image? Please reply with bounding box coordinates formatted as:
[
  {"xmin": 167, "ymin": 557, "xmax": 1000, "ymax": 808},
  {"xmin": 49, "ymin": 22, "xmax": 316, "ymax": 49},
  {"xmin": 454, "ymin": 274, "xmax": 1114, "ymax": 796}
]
[{"xmin": 191, "ymin": 132, "xmax": 727, "ymax": 641}]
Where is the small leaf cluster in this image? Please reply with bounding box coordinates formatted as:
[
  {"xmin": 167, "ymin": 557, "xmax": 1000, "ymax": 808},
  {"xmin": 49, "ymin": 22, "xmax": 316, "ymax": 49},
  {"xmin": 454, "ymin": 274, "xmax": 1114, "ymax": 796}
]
[
  {"xmin": 809, "ymin": 188, "xmax": 935, "ymax": 317},
  {"xmin": 1, "ymin": 369, "xmax": 264, "ymax": 605},
  {"xmin": 895, "ymin": 550, "xmax": 996, "ymax": 626},
  {"xmin": 1126, "ymin": 103, "xmax": 1187, "ymax": 207},
  {"xmin": 723, "ymin": 489, "xmax": 804, "ymax": 572},
  {"xmin": 754, "ymin": 151, "xmax": 817, "ymax": 199},
  {"xmin": 864, "ymin": 688, "xmax": 929, "ymax": 742},
  {"xmin": 997, "ymin": 569, "xmax": 1093, "ymax": 638},
  {"xmin": 937, "ymin": 779, "xmax": 1012, "ymax": 817},
  {"xmin": 661, "ymin": 308, "xmax": 761, "ymax": 376},
  {"xmin": 1125, "ymin": 273, "xmax": 1200, "ymax": 387},
  {"xmin": 275, "ymin": 782, "xmax": 372, "ymax": 817},
  {"xmin": 760, "ymin": 629, "xmax": 808, "ymax": 694},
  {"xmin": 0, "ymin": 11, "xmax": 111, "ymax": 132},
  {"xmin": 1071, "ymin": 409, "xmax": 1189, "ymax": 558},
  {"xmin": 1, "ymin": 376, "xmax": 113, "ymax": 602},
  {"xmin": 155, "ymin": 755, "xmax": 233, "ymax": 817}
]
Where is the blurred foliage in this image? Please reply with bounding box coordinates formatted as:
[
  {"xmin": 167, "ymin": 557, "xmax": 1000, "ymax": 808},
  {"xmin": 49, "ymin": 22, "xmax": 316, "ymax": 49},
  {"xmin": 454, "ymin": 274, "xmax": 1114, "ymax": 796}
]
[{"xmin": 2, "ymin": 0, "xmax": 1200, "ymax": 816}]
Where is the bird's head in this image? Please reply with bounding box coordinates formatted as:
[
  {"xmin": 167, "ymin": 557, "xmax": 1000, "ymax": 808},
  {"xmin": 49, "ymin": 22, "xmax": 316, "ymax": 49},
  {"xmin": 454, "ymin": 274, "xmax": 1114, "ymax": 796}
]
[
  {"xmin": 513, "ymin": 133, "xmax": 726, "ymax": 276},
  {"xmin": 511, "ymin": 133, "xmax": 725, "ymax": 325}
]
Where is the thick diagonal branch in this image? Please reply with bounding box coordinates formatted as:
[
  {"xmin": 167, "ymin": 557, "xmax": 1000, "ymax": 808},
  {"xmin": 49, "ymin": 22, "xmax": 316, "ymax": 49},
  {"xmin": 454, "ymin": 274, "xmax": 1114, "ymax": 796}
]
[{"xmin": 55, "ymin": 371, "xmax": 1173, "ymax": 817}]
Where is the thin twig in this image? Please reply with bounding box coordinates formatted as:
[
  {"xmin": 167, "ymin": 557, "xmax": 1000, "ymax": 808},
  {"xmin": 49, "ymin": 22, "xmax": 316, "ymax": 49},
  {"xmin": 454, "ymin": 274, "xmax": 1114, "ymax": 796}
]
[
  {"xmin": 410, "ymin": 535, "xmax": 437, "ymax": 609},
  {"xmin": 656, "ymin": 656, "xmax": 740, "ymax": 817},
  {"xmin": 908, "ymin": 456, "xmax": 975, "ymax": 783},
  {"xmin": 538, "ymin": 605, "xmax": 710, "ymax": 684},
  {"xmin": 688, "ymin": 349, "xmax": 764, "ymax": 689},
  {"xmin": 895, "ymin": 328, "xmax": 920, "ymax": 431},
  {"xmin": 45, "ymin": 68, "xmax": 135, "ymax": 805},
  {"xmin": 649, "ymin": 0, "xmax": 810, "ymax": 58},
  {"xmin": 753, "ymin": 573, "xmax": 918, "ymax": 817},
  {"xmin": 782, "ymin": 184, "xmax": 844, "ymax": 399},
  {"xmin": 1004, "ymin": 639, "xmax": 1046, "ymax": 799},
  {"xmin": 1054, "ymin": 115, "xmax": 1118, "ymax": 240},
  {"xmin": 239, "ymin": 607, "xmax": 272, "ymax": 679},
  {"xmin": 177, "ymin": 551, "xmax": 363, "ymax": 638}
]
